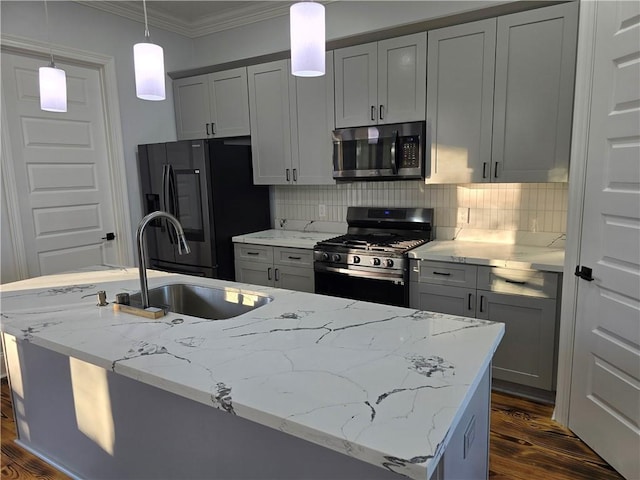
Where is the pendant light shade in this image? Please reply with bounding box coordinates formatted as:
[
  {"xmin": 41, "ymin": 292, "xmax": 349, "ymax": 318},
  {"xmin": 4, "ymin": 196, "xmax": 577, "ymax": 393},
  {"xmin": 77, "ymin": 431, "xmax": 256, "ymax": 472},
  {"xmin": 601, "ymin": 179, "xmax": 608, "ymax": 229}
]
[
  {"xmin": 39, "ymin": 64, "xmax": 67, "ymax": 112},
  {"xmin": 290, "ymin": 2, "xmax": 325, "ymax": 77},
  {"xmin": 39, "ymin": 0, "xmax": 67, "ymax": 113},
  {"xmin": 133, "ymin": 41, "xmax": 165, "ymax": 101},
  {"xmin": 133, "ymin": 0, "xmax": 166, "ymax": 101}
]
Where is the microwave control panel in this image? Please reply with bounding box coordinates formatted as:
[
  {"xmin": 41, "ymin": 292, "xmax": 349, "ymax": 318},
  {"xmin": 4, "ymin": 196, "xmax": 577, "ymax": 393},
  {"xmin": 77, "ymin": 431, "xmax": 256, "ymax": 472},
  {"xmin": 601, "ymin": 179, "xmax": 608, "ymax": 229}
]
[{"xmin": 398, "ymin": 136, "xmax": 421, "ymax": 168}]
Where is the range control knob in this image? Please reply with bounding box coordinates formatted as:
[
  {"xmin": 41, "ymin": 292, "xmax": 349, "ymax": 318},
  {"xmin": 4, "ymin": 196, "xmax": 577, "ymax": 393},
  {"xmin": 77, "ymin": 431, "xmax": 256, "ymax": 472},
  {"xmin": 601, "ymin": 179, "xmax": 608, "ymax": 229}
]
[
  {"xmin": 385, "ymin": 259, "xmax": 394, "ymax": 268},
  {"xmin": 321, "ymin": 252, "xmax": 330, "ymax": 262},
  {"xmin": 371, "ymin": 257, "xmax": 381, "ymax": 266},
  {"xmin": 353, "ymin": 255, "xmax": 361, "ymax": 264},
  {"xmin": 332, "ymin": 254, "xmax": 342, "ymax": 262}
]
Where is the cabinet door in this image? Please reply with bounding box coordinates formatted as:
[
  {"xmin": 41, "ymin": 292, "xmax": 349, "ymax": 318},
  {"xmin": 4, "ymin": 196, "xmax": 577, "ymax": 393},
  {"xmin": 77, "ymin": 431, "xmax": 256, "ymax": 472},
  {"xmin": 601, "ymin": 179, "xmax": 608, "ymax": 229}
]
[
  {"xmin": 208, "ymin": 67, "xmax": 250, "ymax": 138},
  {"xmin": 173, "ymin": 75, "xmax": 211, "ymax": 140},
  {"xmin": 247, "ymin": 60, "xmax": 293, "ymax": 185},
  {"xmin": 476, "ymin": 291, "xmax": 556, "ymax": 390},
  {"xmin": 274, "ymin": 264, "xmax": 315, "ymax": 293},
  {"xmin": 290, "ymin": 51, "xmax": 335, "ymax": 185},
  {"xmin": 492, "ymin": 2, "xmax": 578, "ymax": 182},
  {"xmin": 235, "ymin": 260, "xmax": 273, "ymax": 287},
  {"xmin": 378, "ymin": 32, "xmax": 427, "ymax": 124},
  {"xmin": 334, "ymin": 42, "xmax": 378, "ymax": 128},
  {"xmin": 426, "ymin": 20, "xmax": 496, "ymax": 184},
  {"xmin": 410, "ymin": 282, "xmax": 476, "ymax": 317}
]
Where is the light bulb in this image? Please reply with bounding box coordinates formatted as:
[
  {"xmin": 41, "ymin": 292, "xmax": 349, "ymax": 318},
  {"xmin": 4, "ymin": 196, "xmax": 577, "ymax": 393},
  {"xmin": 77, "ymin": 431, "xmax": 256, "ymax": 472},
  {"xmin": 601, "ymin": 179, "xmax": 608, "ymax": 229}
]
[{"xmin": 39, "ymin": 65, "xmax": 67, "ymax": 112}]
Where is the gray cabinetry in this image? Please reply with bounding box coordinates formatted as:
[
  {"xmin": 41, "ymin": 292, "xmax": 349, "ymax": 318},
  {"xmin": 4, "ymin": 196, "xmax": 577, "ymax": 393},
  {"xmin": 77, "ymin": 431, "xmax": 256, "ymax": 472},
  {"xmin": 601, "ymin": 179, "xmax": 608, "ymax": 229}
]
[
  {"xmin": 410, "ymin": 259, "xmax": 560, "ymax": 391},
  {"xmin": 492, "ymin": 2, "xmax": 578, "ymax": 182},
  {"xmin": 426, "ymin": 19, "xmax": 496, "ymax": 184},
  {"xmin": 173, "ymin": 68, "xmax": 250, "ymax": 140},
  {"xmin": 234, "ymin": 243, "xmax": 315, "ymax": 293},
  {"xmin": 426, "ymin": 2, "xmax": 578, "ymax": 184},
  {"xmin": 334, "ymin": 32, "xmax": 426, "ymax": 128},
  {"xmin": 248, "ymin": 56, "xmax": 334, "ymax": 185}
]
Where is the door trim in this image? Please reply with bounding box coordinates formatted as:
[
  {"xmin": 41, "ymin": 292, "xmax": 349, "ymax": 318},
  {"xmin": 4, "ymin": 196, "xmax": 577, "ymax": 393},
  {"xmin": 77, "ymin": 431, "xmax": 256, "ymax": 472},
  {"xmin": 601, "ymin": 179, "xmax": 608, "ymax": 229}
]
[
  {"xmin": 0, "ymin": 33, "xmax": 134, "ymax": 276},
  {"xmin": 554, "ymin": 0, "xmax": 596, "ymax": 426}
]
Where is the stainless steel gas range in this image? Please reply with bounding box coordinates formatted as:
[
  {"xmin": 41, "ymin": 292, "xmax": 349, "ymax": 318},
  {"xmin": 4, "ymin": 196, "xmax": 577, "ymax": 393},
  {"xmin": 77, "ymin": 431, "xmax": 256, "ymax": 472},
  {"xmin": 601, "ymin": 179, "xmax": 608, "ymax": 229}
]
[{"xmin": 313, "ymin": 207, "xmax": 434, "ymax": 307}]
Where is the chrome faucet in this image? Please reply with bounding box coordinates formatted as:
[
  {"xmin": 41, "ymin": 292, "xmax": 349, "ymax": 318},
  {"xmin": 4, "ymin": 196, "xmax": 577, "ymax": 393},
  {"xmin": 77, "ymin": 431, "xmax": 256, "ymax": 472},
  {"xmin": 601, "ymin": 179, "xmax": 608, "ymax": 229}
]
[{"xmin": 136, "ymin": 211, "xmax": 190, "ymax": 308}]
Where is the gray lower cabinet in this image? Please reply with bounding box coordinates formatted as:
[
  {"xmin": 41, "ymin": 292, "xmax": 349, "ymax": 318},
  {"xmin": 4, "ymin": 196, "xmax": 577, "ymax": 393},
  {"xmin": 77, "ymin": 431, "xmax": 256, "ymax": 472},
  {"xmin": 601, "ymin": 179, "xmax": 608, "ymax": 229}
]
[
  {"xmin": 234, "ymin": 243, "xmax": 315, "ymax": 293},
  {"xmin": 410, "ymin": 259, "xmax": 560, "ymax": 391}
]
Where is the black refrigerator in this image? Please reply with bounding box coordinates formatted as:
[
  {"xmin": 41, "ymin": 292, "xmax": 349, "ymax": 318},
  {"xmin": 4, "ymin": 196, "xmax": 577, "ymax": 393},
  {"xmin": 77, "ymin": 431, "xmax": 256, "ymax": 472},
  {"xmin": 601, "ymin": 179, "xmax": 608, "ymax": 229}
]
[{"xmin": 137, "ymin": 138, "xmax": 271, "ymax": 280}]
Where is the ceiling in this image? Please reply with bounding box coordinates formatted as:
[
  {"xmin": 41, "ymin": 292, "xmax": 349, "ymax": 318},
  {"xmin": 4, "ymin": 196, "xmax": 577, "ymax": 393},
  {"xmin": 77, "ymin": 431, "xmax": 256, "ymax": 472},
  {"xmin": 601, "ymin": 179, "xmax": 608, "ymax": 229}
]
[{"xmin": 76, "ymin": 1, "xmax": 299, "ymax": 38}]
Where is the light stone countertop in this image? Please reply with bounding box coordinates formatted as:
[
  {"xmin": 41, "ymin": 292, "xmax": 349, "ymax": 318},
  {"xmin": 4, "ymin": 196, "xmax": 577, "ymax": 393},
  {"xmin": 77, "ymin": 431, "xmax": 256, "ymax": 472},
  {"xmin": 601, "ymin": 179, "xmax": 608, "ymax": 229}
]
[
  {"xmin": 408, "ymin": 241, "xmax": 565, "ymax": 273},
  {"xmin": 232, "ymin": 229, "xmax": 336, "ymax": 249},
  {"xmin": 0, "ymin": 268, "xmax": 504, "ymax": 480}
]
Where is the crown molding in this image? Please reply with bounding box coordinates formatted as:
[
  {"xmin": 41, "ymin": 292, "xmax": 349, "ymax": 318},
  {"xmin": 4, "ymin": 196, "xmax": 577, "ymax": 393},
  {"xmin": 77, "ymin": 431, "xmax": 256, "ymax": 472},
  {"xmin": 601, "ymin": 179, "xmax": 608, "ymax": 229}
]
[{"xmin": 74, "ymin": 1, "xmax": 333, "ymax": 38}]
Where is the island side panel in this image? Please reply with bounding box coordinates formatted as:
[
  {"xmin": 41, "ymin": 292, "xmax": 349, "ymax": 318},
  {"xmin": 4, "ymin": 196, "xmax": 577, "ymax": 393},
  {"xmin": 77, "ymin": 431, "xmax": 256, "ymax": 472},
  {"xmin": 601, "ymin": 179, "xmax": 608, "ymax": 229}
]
[{"xmin": 3, "ymin": 334, "xmax": 409, "ymax": 480}]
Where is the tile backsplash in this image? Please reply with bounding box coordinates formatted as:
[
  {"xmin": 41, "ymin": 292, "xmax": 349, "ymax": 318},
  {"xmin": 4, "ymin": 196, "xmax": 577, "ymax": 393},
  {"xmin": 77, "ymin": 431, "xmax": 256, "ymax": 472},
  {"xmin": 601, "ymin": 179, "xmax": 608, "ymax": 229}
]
[{"xmin": 274, "ymin": 181, "xmax": 568, "ymax": 236}]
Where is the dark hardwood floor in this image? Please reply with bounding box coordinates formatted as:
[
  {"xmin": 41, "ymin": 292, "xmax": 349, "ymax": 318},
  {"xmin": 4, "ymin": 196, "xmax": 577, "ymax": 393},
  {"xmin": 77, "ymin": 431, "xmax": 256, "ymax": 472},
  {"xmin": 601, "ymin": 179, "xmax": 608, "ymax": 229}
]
[{"xmin": 1, "ymin": 379, "xmax": 623, "ymax": 479}]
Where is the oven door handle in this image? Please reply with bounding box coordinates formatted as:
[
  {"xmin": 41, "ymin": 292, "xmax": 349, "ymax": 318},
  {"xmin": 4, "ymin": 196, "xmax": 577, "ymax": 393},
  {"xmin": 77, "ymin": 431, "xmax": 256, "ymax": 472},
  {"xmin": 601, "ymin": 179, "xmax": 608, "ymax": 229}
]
[{"xmin": 315, "ymin": 264, "xmax": 405, "ymax": 284}]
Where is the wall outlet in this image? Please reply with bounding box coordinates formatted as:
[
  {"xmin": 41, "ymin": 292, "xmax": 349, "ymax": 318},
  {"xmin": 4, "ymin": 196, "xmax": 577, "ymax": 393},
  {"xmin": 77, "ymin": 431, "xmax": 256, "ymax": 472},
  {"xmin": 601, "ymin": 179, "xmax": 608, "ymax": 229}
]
[
  {"xmin": 318, "ymin": 204, "xmax": 326, "ymax": 218},
  {"xmin": 457, "ymin": 207, "xmax": 470, "ymax": 224}
]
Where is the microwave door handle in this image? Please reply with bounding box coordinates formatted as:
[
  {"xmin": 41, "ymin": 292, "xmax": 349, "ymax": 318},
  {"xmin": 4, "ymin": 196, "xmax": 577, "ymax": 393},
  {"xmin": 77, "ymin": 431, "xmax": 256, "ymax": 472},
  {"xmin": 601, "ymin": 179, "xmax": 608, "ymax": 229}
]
[{"xmin": 391, "ymin": 130, "xmax": 399, "ymax": 175}]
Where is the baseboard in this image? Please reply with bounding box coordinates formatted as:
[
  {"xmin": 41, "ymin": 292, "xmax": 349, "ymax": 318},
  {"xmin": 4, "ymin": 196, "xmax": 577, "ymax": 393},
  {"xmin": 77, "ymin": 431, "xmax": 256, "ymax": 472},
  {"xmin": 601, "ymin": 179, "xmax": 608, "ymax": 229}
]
[{"xmin": 492, "ymin": 379, "xmax": 556, "ymax": 405}]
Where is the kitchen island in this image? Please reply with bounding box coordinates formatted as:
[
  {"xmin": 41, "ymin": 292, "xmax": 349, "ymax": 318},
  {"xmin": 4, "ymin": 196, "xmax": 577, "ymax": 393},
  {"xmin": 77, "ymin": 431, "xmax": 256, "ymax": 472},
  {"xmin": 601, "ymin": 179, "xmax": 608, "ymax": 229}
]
[{"xmin": 1, "ymin": 268, "xmax": 504, "ymax": 479}]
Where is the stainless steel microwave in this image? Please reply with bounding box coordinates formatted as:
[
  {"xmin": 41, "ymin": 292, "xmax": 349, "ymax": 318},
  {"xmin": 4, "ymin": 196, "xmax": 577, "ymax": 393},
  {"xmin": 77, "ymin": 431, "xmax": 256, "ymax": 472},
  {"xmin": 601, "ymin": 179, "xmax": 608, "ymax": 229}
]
[{"xmin": 332, "ymin": 121, "xmax": 428, "ymax": 181}]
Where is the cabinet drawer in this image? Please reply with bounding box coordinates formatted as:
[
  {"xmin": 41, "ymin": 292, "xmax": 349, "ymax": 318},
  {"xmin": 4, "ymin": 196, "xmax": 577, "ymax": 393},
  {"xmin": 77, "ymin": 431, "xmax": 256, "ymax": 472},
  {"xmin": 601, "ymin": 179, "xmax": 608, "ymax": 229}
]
[
  {"xmin": 273, "ymin": 247, "xmax": 313, "ymax": 267},
  {"xmin": 410, "ymin": 260, "xmax": 477, "ymax": 288},
  {"xmin": 234, "ymin": 244, "xmax": 273, "ymax": 264},
  {"xmin": 477, "ymin": 267, "xmax": 558, "ymax": 299}
]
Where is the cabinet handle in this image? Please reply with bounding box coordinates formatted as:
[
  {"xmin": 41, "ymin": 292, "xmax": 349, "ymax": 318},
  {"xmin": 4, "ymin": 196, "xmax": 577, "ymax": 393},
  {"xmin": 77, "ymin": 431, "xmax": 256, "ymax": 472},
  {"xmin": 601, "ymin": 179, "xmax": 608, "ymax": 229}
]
[
  {"xmin": 468, "ymin": 293, "xmax": 473, "ymax": 311},
  {"xmin": 293, "ymin": 168, "xmax": 297, "ymax": 182},
  {"xmin": 482, "ymin": 162, "xmax": 487, "ymax": 179},
  {"xmin": 494, "ymin": 162, "xmax": 499, "ymax": 178},
  {"xmin": 505, "ymin": 279, "xmax": 526, "ymax": 285},
  {"xmin": 247, "ymin": 251, "xmax": 259, "ymax": 256},
  {"xmin": 275, "ymin": 268, "xmax": 280, "ymax": 282},
  {"xmin": 211, "ymin": 122, "xmax": 216, "ymax": 135},
  {"xmin": 267, "ymin": 267, "xmax": 272, "ymax": 280},
  {"xmin": 371, "ymin": 105, "xmax": 376, "ymax": 121},
  {"xmin": 286, "ymin": 169, "xmax": 291, "ymax": 181},
  {"xmin": 288, "ymin": 256, "xmax": 301, "ymax": 260},
  {"xmin": 379, "ymin": 105, "xmax": 384, "ymax": 120},
  {"xmin": 479, "ymin": 295, "xmax": 485, "ymax": 313},
  {"xmin": 206, "ymin": 123, "xmax": 210, "ymax": 136},
  {"xmin": 433, "ymin": 271, "xmax": 451, "ymax": 276}
]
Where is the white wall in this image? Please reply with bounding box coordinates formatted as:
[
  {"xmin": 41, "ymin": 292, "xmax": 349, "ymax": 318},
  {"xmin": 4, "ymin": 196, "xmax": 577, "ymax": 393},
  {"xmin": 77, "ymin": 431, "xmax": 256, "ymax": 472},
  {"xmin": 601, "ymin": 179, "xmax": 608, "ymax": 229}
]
[
  {"xmin": 191, "ymin": 1, "xmax": 503, "ymax": 67},
  {"xmin": 0, "ymin": 1, "xmax": 194, "ymax": 259}
]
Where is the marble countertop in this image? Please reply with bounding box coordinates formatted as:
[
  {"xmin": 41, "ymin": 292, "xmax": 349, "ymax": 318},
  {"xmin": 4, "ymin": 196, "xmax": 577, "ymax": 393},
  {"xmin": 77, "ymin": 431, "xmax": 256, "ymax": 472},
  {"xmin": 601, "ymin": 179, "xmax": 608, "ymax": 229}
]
[
  {"xmin": 409, "ymin": 241, "xmax": 565, "ymax": 272},
  {"xmin": 232, "ymin": 229, "xmax": 336, "ymax": 249},
  {"xmin": 0, "ymin": 268, "xmax": 503, "ymax": 480}
]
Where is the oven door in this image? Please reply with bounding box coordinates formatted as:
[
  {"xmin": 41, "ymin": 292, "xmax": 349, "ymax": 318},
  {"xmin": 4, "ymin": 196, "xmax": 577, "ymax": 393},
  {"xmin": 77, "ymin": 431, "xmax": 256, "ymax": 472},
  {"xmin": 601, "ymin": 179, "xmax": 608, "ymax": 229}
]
[{"xmin": 314, "ymin": 265, "xmax": 408, "ymax": 307}]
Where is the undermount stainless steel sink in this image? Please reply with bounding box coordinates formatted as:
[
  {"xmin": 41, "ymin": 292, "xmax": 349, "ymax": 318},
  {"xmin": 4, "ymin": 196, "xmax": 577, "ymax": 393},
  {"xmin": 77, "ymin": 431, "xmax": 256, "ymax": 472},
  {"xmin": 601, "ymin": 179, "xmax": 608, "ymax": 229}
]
[{"xmin": 129, "ymin": 283, "xmax": 272, "ymax": 320}]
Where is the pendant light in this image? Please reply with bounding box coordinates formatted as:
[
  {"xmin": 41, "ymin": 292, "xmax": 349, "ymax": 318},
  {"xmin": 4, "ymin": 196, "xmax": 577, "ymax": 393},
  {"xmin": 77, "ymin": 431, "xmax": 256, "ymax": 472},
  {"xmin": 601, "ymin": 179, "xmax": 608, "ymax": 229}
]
[
  {"xmin": 39, "ymin": 0, "xmax": 67, "ymax": 112},
  {"xmin": 133, "ymin": 0, "xmax": 165, "ymax": 101},
  {"xmin": 290, "ymin": 1, "xmax": 325, "ymax": 77}
]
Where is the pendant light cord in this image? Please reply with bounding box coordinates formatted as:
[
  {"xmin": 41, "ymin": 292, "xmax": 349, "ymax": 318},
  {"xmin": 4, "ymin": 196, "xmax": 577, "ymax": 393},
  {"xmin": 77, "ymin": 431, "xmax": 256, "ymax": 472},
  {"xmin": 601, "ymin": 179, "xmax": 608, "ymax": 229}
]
[
  {"xmin": 142, "ymin": 0, "xmax": 150, "ymax": 40},
  {"xmin": 43, "ymin": 0, "xmax": 55, "ymax": 66}
]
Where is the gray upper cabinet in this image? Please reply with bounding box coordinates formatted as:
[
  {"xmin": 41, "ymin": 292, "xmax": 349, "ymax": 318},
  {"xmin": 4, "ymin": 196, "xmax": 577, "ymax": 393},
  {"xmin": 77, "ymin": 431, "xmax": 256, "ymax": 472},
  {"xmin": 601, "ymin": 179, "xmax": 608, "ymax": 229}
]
[
  {"xmin": 426, "ymin": 19, "xmax": 496, "ymax": 184},
  {"xmin": 492, "ymin": 2, "xmax": 578, "ymax": 183},
  {"xmin": 290, "ymin": 51, "xmax": 335, "ymax": 185},
  {"xmin": 334, "ymin": 32, "xmax": 427, "ymax": 128},
  {"xmin": 173, "ymin": 67, "xmax": 251, "ymax": 140},
  {"xmin": 248, "ymin": 55, "xmax": 335, "ymax": 185},
  {"xmin": 247, "ymin": 60, "xmax": 293, "ymax": 185},
  {"xmin": 426, "ymin": 2, "xmax": 578, "ymax": 184}
]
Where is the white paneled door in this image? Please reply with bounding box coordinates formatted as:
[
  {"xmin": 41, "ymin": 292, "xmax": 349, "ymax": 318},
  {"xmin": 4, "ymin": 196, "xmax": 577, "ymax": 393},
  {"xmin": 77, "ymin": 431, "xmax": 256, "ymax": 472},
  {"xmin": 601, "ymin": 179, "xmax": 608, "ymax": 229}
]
[
  {"xmin": 1, "ymin": 52, "xmax": 119, "ymax": 277},
  {"xmin": 569, "ymin": 2, "xmax": 640, "ymax": 479}
]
